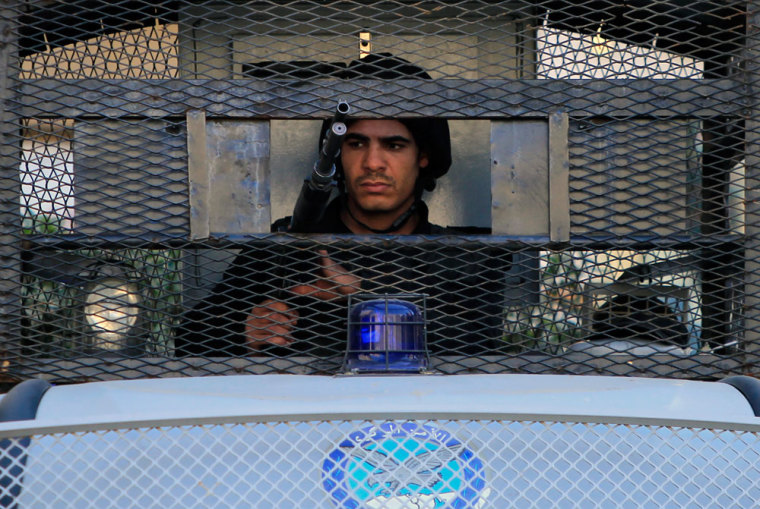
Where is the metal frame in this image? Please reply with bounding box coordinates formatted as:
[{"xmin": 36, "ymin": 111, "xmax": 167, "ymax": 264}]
[
  {"xmin": 2, "ymin": 0, "xmax": 758, "ymax": 381},
  {"xmin": 17, "ymin": 78, "xmax": 744, "ymax": 119}
]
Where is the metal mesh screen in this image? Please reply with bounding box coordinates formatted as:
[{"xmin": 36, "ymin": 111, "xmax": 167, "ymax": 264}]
[
  {"xmin": 5, "ymin": 418, "xmax": 760, "ymax": 507},
  {"xmin": 0, "ymin": 0, "xmax": 757, "ymax": 381}
]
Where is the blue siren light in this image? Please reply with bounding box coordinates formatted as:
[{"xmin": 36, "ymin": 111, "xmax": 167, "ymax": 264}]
[{"xmin": 343, "ymin": 294, "xmax": 429, "ymax": 373}]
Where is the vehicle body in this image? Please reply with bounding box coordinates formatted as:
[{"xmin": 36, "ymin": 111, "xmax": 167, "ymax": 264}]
[{"xmin": 2, "ymin": 374, "xmax": 760, "ymax": 507}]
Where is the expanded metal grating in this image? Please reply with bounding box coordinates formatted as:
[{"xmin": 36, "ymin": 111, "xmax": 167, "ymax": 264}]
[
  {"xmin": 4, "ymin": 418, "xmax": 760, "ymax": 507},
  {"xmin": 0, "ymin": 0, "xmax": 758, "ymax": 381}
]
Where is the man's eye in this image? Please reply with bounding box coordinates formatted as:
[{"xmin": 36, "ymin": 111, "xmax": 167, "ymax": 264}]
[
  {"xmin": 388, "ymin": 142, "xmax": 405, "ymax": 150},
  {"xmin": 345, "ymin": 140, "xmax": 364, "ymax": 149}
]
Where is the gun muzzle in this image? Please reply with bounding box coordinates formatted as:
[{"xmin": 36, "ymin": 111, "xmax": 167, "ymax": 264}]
[
  {"xmin": 335, "ymin": 100, "xmax": 350, "ymax": 123},
  {"xmin": 313, "ymin": 121, "xmax": 347, "ymax": 181}
]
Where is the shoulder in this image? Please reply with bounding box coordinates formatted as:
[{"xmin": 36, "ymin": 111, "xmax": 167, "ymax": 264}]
[
  {"xmin": 271, "ymin": 198, "xmax": 346, "ymax": 233},
  {"xmin": 426, "ymin": 223, "xmax": 450, "ymax": 235},
  {"xmin": 271, "ymin": 216, "xmax": 291, "ymax": 232}
]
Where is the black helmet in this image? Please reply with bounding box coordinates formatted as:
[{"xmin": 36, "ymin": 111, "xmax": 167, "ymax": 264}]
[
  {"xmin": 320, "ymin": 53, "xmax": 451, "ymax": 192},
  {"xmin": 343, "ymin": 52, "xmax": 430, "ymax": 80}
]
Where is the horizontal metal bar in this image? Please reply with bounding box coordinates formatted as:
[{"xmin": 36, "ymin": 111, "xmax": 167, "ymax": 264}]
[
  {"xmin": 16, "ymin": 78, "xmax": 744, "ymax": 119},
  {"xmin": 18, "ymin": 232, "xmax": 745, "ymax": 253},
  {"xmin": 6, "ymin": 353, "xmax": 745, "ymax": 383},
  {"xmin": 18, "ymin": 232, "xmax": 745, "ymax": 251},
  {"xmin": 20, "ymin": 232, "xmax": 745, "ymax": 250}
]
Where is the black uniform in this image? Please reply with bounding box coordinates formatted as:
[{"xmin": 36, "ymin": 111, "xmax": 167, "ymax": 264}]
[{"xmin": 175, "ymin": 199, "xmax": 509, "ymax": 357}]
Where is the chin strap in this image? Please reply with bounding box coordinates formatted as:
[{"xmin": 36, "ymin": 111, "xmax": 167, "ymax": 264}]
[{"xmin": 345, "ymin": 200, "xmax": 419, "ymax": 234}]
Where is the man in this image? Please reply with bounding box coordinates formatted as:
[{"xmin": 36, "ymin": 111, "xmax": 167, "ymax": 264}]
[
  {"xmin": 176, "ymin": 55, "xmax": 507, "ymax": 357},
  {"xmin": 245, "ymin": 117, "xmax": 445, "ymax": 350}
]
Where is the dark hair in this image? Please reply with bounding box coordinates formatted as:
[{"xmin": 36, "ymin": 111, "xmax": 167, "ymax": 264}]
[
  {"xmin": 395, "ymin": 117, "xmax": 451, "ymax": 192},
  {"xmin": 319, "ymin": 53, "xmax": 452, "ymax": 193}
]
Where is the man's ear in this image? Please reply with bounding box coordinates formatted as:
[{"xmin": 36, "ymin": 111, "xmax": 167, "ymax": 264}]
[{"xmin": 418, "ymin": 152, "xmax": 429, "ymax": 169}]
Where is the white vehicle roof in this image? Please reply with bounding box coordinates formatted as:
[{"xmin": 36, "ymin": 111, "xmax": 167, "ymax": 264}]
[{"xmin": 4, "ymin": 373, "xmax": 756, "ymax": 431}]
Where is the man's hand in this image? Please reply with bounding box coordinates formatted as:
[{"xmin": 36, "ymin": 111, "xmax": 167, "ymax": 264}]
[
  {"xmin": 245, "ymin": 298, "xmax": 299, "ymax": 350},
  {"xmin": 289, "ymin": 249, "xmax": 361, "ymax": 301},
  {"xmin": 244, "ymin": 250, "xmax": 359, "ymax": 352}
]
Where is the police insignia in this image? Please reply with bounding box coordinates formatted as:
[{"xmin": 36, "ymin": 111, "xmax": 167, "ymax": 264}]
[{"xmin": 322, "ymin": 422, "xmax": 489, "ymax": 508}]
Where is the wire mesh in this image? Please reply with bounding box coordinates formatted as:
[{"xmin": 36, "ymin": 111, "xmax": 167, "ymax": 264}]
[
  {"xmin": 0, "ymin": 0, "xmax": 756, "ymax": 381},
  {"xmin": 5, "ymin": 418, "xmax": 760, "ymax": 507}
]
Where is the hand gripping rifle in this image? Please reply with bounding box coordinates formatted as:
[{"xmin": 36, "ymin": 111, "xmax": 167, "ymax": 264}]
[{"xmin": 288, "ymin": 100, "xmax": 351, "ymax": 232}]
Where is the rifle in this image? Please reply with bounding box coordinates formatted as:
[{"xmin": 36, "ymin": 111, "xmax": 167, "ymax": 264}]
[{"xmin": 288, "ymin": 100, "xmax": 351, "ymax": 232}]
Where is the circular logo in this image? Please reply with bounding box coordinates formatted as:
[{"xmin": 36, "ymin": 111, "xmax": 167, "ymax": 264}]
[{"xmin": 322, "ymin": 422, "xmax": 489, "ymax": 508}]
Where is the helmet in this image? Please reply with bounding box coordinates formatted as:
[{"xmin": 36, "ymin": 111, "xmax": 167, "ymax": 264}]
[{"xmin": 320, "ymin": 53, "xmax": 451, "ymax": 193}]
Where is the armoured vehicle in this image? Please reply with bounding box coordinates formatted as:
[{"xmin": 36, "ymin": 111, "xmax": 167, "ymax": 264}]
[{"xmin": 0, "ymin": 0, "xmax": 759, "ymax": 506}]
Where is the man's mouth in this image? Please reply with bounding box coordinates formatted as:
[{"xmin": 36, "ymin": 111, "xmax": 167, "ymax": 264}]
[{"xmin": 360, "ymin": 181, "xmax": 392, "ymax": 192}]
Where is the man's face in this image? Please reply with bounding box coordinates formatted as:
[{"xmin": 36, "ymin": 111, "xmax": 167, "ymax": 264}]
[{"xmin": 341, "ymin": 119, "xmax": 429, "ymax": 218}]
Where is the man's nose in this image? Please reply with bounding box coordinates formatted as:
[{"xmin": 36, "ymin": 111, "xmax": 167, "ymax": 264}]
[{"xmin": 362, "ymin": 143, "xmax": 386, "ymax": 171}]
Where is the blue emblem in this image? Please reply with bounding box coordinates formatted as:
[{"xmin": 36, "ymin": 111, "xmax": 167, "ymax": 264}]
[{"xmin": 322, "ymin": 422, "xmax": 489, "ymax": 508}]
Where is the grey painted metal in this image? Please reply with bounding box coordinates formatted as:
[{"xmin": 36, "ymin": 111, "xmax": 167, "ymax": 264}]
[
  {"xmin": 0, "ymin": 1, "xmax": 20, "ymax": 358},
  {"xmin": 188, "ymin": 112, "xmax": 271, "ymax": 238},
  {"xmin": 744, "ymin": 2, "xmax": 760, "ymax": 355},
  {"xmin": 427, "ymin": 120, "xmax": 492, "ymax": 228},
  {"xmin": 204, "ymin": 119, "xmax": 271, "ymax": 234},
  {"xmin": 490, "ymin": 120, "xmax": 549, "ymax": 236},
  {"xmin": 548, "ymin": 111, "xmax": 570, "ymax": 242},
  {"xmin": 187, "ymin": 110, "xmax": 210, "ymax": 240},
  {"xmin": 17, "ymin": 79, "xmax": 744, "ymax": 119}
]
